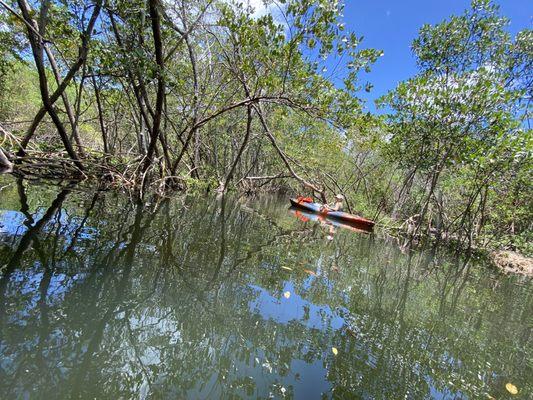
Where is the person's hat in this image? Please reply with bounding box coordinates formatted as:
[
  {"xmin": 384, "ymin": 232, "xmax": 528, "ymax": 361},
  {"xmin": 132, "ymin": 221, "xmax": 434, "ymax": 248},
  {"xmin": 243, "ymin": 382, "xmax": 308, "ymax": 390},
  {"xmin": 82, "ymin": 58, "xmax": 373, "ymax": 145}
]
[{"xmin": 335, "ymin": 194, "xmax": 344, "ymax": 200}]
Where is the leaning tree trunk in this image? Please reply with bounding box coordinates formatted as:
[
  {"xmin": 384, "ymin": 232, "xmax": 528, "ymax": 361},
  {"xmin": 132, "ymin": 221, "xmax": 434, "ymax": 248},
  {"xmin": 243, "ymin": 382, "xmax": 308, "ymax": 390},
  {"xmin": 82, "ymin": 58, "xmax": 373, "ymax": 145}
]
[
  {"xmin": 141, "ymin": 0, "xmax": 165, "ymax": 176},
  {"xmin": 15, "ymin": 0, "xmax": 102, "ymax": 160},
  {"xmin": 91, "ymin": 74, "xmax": 109, "ymax": 154},
  {"xmin": 253, "ymin": 103, "xmax": 327, "ymax": 203},
  {"xmin": 44, "ymin": 44, "xmax": 85, "ymax": 156}
]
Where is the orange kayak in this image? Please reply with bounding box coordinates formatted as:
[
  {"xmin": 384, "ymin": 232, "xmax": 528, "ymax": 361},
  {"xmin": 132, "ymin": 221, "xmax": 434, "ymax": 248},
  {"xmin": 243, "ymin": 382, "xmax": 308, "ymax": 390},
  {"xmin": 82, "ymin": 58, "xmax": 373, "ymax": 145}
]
[
  {"xmin": 289, "ymin": 198, "xmax": 375, "ymax": 229},
  {"xmin": 289, "ymin": 208, "xmax": 372, "ymax": 234}
]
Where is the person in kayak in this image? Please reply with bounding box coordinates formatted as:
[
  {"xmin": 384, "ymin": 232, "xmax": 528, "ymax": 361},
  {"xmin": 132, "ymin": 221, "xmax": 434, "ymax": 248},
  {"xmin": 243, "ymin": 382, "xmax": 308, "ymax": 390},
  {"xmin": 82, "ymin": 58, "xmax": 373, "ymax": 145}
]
[{"xmin": 321, "ymin": 194, "xmax": 344, "ymax": 212}]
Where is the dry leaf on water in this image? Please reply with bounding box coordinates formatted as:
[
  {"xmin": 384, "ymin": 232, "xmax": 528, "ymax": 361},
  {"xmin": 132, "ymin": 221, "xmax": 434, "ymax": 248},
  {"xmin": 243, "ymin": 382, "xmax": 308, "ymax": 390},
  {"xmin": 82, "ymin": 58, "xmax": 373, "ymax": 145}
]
[
  {"xmin": 346, "ymin": 328, "xmax": 357, "ymax": 337},
  {"xmin": 505, "ymin": 383, "xmax": 518, "ymax": 395}
]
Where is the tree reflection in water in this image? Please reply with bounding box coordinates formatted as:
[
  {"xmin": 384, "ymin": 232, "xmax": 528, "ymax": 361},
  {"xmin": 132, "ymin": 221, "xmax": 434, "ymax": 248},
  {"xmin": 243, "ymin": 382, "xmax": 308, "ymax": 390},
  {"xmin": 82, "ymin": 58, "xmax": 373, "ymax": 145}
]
[{"xmin": 0, "ymin": 176, "xmax": 531, "ymax": 399}]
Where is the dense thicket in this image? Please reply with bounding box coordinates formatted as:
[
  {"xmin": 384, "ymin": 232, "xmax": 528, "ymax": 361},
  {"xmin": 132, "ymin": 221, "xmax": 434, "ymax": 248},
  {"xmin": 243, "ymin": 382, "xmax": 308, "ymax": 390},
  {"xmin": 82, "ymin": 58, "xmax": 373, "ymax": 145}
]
[{"xmin": 0, "ymin": 0, "xmax": 531, "ymax": 254}]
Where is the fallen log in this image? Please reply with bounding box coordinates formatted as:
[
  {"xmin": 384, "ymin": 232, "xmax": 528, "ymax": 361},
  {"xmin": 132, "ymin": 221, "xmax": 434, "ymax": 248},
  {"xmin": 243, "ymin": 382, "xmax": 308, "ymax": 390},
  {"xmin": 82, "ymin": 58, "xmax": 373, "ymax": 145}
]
[{"xmin": 0, "ymin": 148, "xmax": 13, "ymax": 173}]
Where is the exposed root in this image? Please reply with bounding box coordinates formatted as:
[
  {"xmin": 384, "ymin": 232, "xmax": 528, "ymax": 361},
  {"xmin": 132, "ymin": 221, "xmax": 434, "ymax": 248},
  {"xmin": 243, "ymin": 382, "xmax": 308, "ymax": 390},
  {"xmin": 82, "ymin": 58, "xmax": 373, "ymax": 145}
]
[{"xmin": 491, "ymin": 251, "xmax": 533, "ymax": 277}]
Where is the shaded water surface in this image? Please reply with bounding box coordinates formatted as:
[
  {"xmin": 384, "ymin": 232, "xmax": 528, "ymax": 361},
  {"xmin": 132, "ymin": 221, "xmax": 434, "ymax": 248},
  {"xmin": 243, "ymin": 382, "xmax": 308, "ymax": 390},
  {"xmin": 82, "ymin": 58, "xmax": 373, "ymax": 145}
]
[{"xmin": 0, "ymin": 176, "xmax": 531, "ymax": 399}]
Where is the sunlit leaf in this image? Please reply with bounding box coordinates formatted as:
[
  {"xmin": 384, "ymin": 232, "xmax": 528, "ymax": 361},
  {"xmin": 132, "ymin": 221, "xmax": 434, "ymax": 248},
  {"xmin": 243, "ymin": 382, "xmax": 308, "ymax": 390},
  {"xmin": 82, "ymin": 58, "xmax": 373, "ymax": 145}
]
[
  {"xmin": 332, "ymin": 347, "xmax": 338, "ymax": 355},
  {"xmin": 281, "ymin": 266, "xmax": 292, "ymax": 271}
]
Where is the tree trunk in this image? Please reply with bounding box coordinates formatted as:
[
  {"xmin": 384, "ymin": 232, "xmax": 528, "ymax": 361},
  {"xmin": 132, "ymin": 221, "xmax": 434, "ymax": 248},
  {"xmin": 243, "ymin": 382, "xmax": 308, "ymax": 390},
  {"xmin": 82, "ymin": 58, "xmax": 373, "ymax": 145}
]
[
  {"xmin": 16, "ymin": 0, "xmax": 102, "ymax": 160},
  {"xmin": 17, "ymin": 0, "xmax": 82, "ymax": 169},
  {"xmin": 223, "ymin": 105, "xmax": 252, "ymax": 191},
  {"xmin": 91, "ymin": 74, "xmax": 109, "ymax": 154},
  {"xmin": 141, "ymin": 0, "xmax": 165, "ymax": 175},
  {"xmin": 44, "ymin": 44, "xmax": 84, "ymax": 156}
]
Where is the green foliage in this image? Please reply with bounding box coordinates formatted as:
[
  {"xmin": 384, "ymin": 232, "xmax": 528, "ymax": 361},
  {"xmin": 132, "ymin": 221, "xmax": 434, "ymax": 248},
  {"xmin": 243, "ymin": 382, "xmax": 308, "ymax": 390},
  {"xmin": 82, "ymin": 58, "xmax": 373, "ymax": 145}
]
[
  {"xmin": 0, "ymin": 62, "xmax": 41, "ymax": 125},
  {"xmin": 0, "ymin": 9, "xmax": 24, "ymax": 100},
  {"xmin": 0, "ymin": 0, "xmax": 530, "ymax": 255},
  {"xmin": 379, "ymin": 0, "xmax": 532, "ymax": 253}
]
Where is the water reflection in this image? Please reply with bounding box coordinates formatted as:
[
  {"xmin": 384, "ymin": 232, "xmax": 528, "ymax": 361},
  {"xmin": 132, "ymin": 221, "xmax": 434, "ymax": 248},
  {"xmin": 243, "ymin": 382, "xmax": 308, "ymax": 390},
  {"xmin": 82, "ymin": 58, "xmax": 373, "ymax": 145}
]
[{"xmin": 0, "ymin": 176, "xmax": 531, "ymax": 399}]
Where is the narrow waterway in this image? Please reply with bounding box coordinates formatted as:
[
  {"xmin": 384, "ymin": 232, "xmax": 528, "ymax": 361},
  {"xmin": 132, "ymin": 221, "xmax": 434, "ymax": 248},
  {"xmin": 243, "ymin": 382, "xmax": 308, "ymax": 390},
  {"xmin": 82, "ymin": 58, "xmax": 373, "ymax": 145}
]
[{"xmin": 0, "ymin": 176, "xmax": 531, "ymax": 399}]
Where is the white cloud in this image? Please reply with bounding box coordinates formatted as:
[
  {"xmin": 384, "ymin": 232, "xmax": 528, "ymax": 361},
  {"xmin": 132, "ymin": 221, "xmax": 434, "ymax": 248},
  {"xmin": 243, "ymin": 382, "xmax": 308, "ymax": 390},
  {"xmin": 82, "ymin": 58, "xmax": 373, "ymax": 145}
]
[
  {"xmin": 247, "ymin": 0, "xmax": 272, "ymax": 17},
  {"xmin": 239, "ymin": 0, "xmax": 287, "ymax": 26}
]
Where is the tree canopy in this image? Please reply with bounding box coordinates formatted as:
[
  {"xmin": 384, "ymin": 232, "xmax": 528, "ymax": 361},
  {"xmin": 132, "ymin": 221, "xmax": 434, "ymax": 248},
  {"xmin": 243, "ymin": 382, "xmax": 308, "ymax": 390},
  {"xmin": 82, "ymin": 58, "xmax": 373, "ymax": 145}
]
[{"xmin": 0, "ymin": 0, "xmax": 530, "ymax": 254}]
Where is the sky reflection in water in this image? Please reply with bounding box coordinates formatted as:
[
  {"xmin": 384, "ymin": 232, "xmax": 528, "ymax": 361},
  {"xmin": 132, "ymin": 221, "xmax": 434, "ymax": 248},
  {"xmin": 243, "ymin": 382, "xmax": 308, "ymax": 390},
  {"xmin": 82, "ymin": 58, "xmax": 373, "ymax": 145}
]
[{"xmin": 0, "ymin": 176, "xmax": 531, "ymax": 399}]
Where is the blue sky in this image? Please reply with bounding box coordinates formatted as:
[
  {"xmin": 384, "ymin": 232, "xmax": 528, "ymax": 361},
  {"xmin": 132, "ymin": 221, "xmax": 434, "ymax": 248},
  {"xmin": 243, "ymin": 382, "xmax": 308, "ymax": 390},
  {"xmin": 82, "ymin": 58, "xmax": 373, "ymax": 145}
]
[{"xmin": 337, "ymin": 0, "xmax": 532, "ymax": 111}]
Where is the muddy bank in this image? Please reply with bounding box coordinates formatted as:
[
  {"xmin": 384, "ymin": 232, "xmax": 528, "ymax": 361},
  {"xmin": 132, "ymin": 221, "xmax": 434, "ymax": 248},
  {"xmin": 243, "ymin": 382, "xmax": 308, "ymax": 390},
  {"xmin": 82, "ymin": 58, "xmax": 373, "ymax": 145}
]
[{"xmin": 491, "ymin": 251, "xmax": 533, "ymax": 277}]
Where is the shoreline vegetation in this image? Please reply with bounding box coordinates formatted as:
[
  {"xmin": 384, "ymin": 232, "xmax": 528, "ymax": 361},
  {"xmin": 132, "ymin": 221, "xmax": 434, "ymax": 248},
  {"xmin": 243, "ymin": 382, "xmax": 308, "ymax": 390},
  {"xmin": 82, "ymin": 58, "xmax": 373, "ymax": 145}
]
[
  {"xmin": 1, "ymin": 171, "xmax": 531, "ymax": 277},
  {"xmin": 0, "ymin": 0, "xmax": 531, "ymax": 271}
]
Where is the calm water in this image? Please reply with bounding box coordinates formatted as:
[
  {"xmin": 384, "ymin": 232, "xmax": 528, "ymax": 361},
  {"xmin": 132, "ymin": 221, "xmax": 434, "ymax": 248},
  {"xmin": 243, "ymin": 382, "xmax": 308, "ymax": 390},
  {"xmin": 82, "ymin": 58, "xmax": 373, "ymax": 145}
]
[{"xmin": 0, "ymin": 176, "xmax": 531, "ymax": 399}]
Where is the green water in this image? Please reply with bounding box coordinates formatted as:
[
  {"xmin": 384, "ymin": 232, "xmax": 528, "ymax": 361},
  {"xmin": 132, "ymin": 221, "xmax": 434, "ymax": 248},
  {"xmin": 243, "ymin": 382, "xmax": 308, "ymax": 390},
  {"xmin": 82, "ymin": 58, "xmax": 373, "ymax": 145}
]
[{"xmin": 0, "ymin": 176, "xmax": 531, "ymax": 399}]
